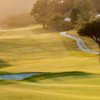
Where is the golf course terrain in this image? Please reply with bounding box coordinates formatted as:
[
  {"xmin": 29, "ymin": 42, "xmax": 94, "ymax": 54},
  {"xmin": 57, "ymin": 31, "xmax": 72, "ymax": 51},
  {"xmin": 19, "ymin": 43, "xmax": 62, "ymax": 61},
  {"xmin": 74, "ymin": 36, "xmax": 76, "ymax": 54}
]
[{"xmin": 0, "ymin": 25, "xmax": 100, "ymax": 100}]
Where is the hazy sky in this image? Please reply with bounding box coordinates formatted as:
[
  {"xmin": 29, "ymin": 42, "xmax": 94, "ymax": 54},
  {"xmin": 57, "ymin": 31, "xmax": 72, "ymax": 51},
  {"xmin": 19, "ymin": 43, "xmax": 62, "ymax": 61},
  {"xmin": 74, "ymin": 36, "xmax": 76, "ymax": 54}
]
[{"xmin": 0, "ymin": 0, "xmax": 36, "ymax": 21}]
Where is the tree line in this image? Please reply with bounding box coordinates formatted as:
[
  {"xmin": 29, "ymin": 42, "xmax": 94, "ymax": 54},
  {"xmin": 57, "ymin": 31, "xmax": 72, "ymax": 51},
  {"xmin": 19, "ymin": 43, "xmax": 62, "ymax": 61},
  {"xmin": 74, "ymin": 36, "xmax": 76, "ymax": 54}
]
[
  {"xmin": 31, "ymin": 0, "xmax": 74, "ymax": 30},
  {"xmin": 31, "ymin": 0, "xmax": 99, "ymax": 31}
]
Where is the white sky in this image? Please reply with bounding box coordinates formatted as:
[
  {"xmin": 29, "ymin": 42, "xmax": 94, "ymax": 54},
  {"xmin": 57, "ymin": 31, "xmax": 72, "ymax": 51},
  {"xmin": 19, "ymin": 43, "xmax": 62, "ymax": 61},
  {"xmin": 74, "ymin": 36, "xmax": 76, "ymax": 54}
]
[{"xmin": 0, "ymin": 0, "xmax": 36, "ymax": 21}]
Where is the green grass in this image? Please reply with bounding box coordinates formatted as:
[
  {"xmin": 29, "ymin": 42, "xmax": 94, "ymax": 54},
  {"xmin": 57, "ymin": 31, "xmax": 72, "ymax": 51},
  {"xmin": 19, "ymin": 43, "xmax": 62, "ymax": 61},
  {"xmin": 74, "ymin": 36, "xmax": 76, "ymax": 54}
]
[
  {"xmin": 0, "ymin": 25, "xmax": 100, "ymax": 100},
  {"xmin": 0, "ymin": 25, "xmax": 99, "ymax": 73},
  {"xmin": 1, "ymin": 74, "xmax": 100, "ymax": 100}
]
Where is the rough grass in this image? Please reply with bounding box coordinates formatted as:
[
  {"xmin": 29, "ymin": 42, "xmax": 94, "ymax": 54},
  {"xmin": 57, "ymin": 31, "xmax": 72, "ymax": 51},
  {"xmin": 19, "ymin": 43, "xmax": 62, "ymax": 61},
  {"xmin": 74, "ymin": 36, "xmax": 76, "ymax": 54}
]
[{"xmin": 0, "ymin": 25, "xmax": 100, "ymax": 100}]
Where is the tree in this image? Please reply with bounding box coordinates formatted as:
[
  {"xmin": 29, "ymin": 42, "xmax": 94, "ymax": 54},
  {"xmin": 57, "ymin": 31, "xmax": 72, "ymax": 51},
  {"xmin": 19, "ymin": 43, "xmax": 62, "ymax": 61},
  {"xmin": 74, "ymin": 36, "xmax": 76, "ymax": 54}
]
[
  {"xmin": 93, "ymin": 0, "xmax": 100, "ymax": 13},
  {"xmin": 70, "ymin": 8, "xmax": 79, "ymax": 24},
  {"xmin": 47, "ymin": 13, "xmax": 72, "ymax": 31},
  {"xmin": 31, "ymin": 0, "xmax": 74, "ymax": 29},
  {"xmin": 47, "ymin": 13, "xmax": 64, "ymax": 31},
  {"xmin": 78, "ymin": 19, "xmax": 100, "ymax": 61},
  {"xmin": 59, "ymin": 0, "xmax": 74, "ymax": 14},
  {"xmin": 74, "ymin": 0, "xmax": 95, "ymax": 21},
  {"xmin": 31, "ymin": 0, "xmax": 49, "ymax": 29}
]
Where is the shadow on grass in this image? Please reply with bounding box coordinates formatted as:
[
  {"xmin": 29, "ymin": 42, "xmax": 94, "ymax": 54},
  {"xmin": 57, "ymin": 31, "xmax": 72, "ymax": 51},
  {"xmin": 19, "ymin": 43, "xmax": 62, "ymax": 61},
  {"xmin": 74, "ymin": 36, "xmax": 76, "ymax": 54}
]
[
  {"xmin": 0, "ymin": 60, "xmax": 11, "ymax": 68},
  {"xmin": 25, "ymin": 71, "xmax": 93, "ymax": 82},
  {"xmin": 0, "ymin": 71, "xmax": 12, "ymax": 75}
]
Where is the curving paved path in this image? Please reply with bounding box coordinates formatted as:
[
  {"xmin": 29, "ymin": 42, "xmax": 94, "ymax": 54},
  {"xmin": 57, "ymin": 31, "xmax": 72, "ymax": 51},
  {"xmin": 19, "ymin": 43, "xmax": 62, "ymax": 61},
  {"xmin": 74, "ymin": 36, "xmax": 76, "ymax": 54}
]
[{"xmin": 61, "ymin": 32, "xmax": 99, "ymax": 55}]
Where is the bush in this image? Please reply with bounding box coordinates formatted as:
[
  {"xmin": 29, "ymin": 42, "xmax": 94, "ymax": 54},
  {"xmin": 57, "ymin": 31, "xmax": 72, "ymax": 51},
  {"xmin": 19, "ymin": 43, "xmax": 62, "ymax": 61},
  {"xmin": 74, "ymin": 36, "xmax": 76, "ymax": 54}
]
[{"xmin": 78, "ymin": 19, "xmax": 100, "ymax": 45}]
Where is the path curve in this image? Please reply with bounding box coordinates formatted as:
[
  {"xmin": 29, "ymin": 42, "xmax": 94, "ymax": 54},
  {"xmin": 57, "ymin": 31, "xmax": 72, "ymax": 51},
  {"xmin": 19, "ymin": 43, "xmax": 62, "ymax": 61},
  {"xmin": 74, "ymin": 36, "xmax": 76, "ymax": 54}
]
[{"xmin": 61, "ymin": 32, "xmax": 99, "ymax": 55}]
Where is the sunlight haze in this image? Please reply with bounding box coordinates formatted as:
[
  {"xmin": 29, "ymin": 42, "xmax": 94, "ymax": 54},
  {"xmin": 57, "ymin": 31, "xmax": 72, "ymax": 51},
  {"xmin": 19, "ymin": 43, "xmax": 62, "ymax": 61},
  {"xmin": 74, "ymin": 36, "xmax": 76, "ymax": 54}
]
[{"xmin": 0, "ymin": 0, "xmax": 36, "ymax": 21}]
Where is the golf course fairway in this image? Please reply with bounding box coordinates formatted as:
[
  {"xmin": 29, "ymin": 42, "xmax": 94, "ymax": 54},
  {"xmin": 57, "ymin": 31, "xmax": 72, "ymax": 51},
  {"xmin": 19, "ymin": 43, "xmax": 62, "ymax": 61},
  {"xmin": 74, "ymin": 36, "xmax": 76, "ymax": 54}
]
[{"xmin": 0, "ymin": 25, "xmax": 100, "ymax": 100}]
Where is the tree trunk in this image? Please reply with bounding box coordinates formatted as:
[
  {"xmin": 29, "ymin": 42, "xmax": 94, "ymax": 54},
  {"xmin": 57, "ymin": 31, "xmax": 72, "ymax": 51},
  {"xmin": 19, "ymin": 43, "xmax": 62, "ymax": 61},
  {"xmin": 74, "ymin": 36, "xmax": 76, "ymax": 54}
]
[
  {"xmin": 43, "ymin": 24, "xmax": 45, "ymax": 29},
  {"xmin": 43, "ymin": 23, "xmax": 47, "ymax": 30}
]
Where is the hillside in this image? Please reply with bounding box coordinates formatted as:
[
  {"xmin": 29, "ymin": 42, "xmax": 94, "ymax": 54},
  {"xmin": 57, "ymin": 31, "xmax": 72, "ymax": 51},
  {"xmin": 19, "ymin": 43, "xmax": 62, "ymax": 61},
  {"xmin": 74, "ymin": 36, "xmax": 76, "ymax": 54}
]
[
  {"xmin": 0, "ymin": 25, "xmax": 100, "ymax": 100},
  {"xmin": 0, "ymin": 25, "xmax": 99, "ymax": 73}
]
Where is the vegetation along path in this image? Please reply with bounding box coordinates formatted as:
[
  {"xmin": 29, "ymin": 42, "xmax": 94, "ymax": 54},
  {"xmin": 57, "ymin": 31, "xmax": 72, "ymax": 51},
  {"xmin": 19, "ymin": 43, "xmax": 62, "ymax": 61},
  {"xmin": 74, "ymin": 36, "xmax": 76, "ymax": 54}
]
[{"xmin": 61, "ymin": 32, "xmax": 99, "ymax": 55}]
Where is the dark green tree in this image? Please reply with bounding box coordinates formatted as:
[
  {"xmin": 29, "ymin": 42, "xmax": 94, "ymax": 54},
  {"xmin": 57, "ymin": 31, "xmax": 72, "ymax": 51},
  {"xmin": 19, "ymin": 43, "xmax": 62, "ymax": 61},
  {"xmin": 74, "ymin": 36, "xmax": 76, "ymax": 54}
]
[{"xmin": 78, "ymin": 19, "xmax": 100, "ymax": 61}]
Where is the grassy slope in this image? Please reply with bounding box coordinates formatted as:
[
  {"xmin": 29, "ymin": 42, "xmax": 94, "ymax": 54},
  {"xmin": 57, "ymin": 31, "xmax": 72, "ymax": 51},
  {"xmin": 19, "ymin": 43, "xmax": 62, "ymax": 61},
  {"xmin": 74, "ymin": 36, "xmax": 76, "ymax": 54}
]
[
  {"xmin": 0, "ymin": 26, "xmax": 99, "ymax": 73},
  {"xmin": 0, "ymin": 25, "xmax": 100, "ymax": 100}
]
